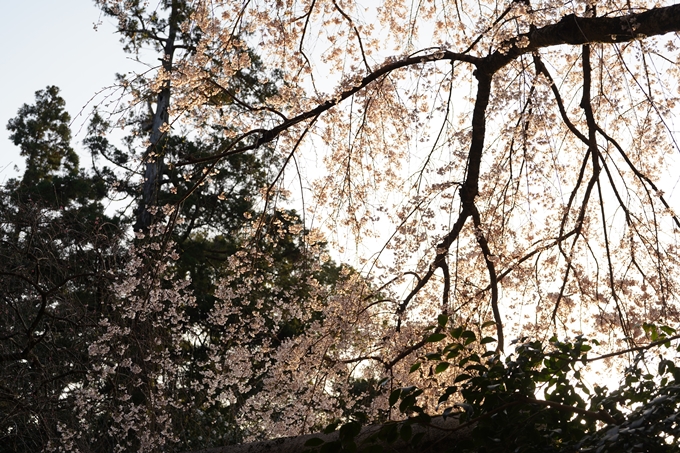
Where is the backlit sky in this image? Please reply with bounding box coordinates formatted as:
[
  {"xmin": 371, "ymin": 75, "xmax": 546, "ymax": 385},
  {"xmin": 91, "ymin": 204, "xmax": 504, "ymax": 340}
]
[{"xmin": 0, "ymin": 0, "xmax": 139, "ymax": 183}]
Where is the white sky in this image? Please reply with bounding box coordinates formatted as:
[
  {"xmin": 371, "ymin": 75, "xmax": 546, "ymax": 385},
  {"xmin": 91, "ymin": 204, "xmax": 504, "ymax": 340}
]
[{"xmin": 0, "ymin": 0, "xmax": 139, "ymax": 183}]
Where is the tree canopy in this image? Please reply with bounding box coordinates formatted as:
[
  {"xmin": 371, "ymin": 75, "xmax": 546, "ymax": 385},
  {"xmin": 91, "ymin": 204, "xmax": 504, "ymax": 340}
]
[{"xmin": 2, "ymin": 0, "xmax": 680, "ymax": 452}]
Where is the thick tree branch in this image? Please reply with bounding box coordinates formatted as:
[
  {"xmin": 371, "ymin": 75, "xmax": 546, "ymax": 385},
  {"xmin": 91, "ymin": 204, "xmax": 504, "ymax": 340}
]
[
  {"xmin": 180, "ymin": 5, "xmax": 680, "ymax": 169},
  {"xmin": 492, "ymin": 3, "xmax": 680, "ymax": 69}
]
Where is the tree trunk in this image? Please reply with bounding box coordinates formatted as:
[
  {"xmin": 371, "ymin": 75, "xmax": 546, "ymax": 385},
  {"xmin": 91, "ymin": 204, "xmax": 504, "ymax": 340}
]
[{"xmin": 134, "ymin": 5, "xmax": 178, "ymax": 233}]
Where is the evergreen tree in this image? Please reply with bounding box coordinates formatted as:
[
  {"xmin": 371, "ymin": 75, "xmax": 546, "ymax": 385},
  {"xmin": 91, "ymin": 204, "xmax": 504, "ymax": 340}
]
[
  {"xmin": 0, "ymin": 3, "xmax": 346, "ymax": 447},
  {"xmin": 0, "ymin": 87, "xmax": 121, "ymax": 453},
  {"xmin": 6, "ymin": 86, "xmax": 79, "ymax": 187}
]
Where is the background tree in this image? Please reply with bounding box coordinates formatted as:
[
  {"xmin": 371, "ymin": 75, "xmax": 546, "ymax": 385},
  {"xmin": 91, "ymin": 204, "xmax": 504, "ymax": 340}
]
[
  {"xmin": 6, "ymin": 85, "xmax": 79, "ymax": 187},
  {"xmin": 5, "ymin": 3, "xmax": 353, "ymax": 452},
  {"xmin": 0, "ymin": 10, "xmax": 343, "ymax": 453},
  {"xmin": 0, "ymin": 87, "xmax": 121, "ymax": 453}
]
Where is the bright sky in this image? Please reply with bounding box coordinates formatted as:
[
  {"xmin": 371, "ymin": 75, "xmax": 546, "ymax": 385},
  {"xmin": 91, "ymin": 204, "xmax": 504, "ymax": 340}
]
[{"xmin": 0, "ymin": 0, "xmax": 139, "ymax": 183}]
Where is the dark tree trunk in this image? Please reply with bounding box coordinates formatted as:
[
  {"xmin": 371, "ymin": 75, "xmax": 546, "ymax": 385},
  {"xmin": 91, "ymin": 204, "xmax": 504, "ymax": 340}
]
[{"xmin": 134, "ymin": 6, "xmax": 178, "ymax": 233}]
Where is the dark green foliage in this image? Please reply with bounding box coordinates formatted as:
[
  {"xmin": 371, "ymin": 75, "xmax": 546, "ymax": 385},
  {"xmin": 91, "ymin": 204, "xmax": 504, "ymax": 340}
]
[
  {"xmin": 419, "ymin": 325, "xmax": 679, "ymax": 452},
  {"xmin": 0, "ymin": 88, "xmax": 122, "ymax": 453},
  {"xmin": 309, "ymin": 321, "xmax": 679, "ymax": 453},
  {"xmin": 574, "ymin": 351, "xmax": 680, "ymax": 452},
  {"xmin": 6, "ymin": 86, "xmax": 79, "ymax": 186},
  {"xmin": 96, "ymin": 0, "xmax": 201, "ymax": 55}
]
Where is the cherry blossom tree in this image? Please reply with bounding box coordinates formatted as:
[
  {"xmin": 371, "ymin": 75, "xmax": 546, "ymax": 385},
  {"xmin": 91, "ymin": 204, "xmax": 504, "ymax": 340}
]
[{"xmin": 45, "ymin": 0, "xmax": 680, "ymax": 451}]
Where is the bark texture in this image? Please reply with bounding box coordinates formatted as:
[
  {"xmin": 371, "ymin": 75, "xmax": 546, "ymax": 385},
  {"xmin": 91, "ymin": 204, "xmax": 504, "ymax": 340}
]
[{"xmin": 184, "ymin": 416, "xmax": 472, "ymax": 453}]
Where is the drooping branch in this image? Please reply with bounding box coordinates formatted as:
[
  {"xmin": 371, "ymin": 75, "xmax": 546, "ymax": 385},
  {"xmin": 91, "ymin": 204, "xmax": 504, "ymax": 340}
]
[
  {"xmin": 396, "ymin": 209, "xmax": 468, "ymax": 326},
  {"xmin": 470, "ymin": 203, "xmax": 504, "ymax": 352},
  {"xmin": 177, "ymin": 51, "xmax": 482, "ymax": 166},
  {"xmin": 532, "ymin": 54, "xmax": 588, "ymax": 146},
  {"xmin": 178, "ymin": 5, "xmax": 680, "ymax": 174}
]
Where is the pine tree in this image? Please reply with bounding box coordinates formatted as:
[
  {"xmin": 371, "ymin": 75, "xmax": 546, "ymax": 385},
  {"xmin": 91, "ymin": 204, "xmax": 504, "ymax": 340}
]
[{"xmin": 0, "ymin": 87, "xmax": 121, "ymax": 453}]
